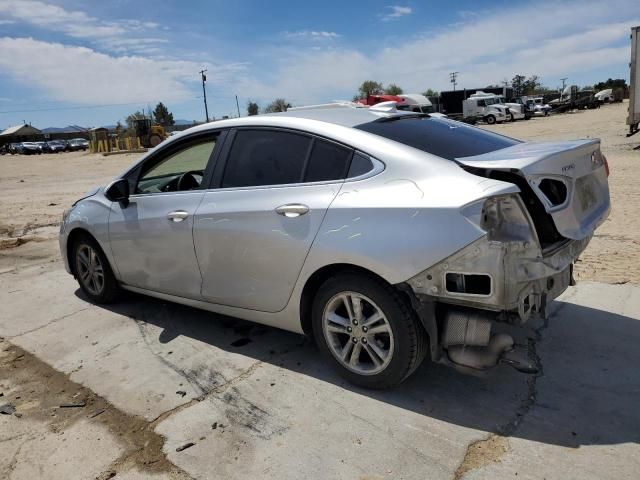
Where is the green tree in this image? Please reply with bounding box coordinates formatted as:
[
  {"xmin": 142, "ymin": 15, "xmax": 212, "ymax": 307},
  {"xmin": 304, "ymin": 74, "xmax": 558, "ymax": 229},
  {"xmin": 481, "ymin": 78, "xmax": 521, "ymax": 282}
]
[
  {"xmin": 384, "ymin": 83, "xmax": 403, "ymax": 95},
  {"xmin": 594, "ymin": 78, "xmax": 627, "ymax": 90},
  {"xmin": 357, "ymin": 80, "xmax": 384, "ymax": 99},
  {"xmin": 422, "ymin": 88, "xmax": 438, "ymax": 97},
  {"xmin": 523, "ymin": 75, "xmax": 541, "ymax": 95},
  {"xmin": 263, "ymin": 98, "xmax": 291, "ymax": 113},
  {"xmin": 153, "ymin": 102, "xmax": 175, "ymax": 126},
  {"xmin": 511, "ymin": 74, "xmax": 526, "ymax": 96},
  {"xmin": 247, "ymin": 101, "xmax": 259, "ymax": 116}
]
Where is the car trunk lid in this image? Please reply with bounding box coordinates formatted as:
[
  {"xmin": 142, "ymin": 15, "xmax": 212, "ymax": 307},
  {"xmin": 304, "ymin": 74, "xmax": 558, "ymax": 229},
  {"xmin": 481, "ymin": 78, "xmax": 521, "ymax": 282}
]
[{"xmin": 456, "ymin": 140, "xmax": 610, "ymax": 240}]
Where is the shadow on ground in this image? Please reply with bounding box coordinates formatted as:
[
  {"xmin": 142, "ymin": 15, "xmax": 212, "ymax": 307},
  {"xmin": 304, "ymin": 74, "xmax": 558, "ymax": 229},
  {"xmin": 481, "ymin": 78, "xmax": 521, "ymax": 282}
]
[{"xmin": 76, "ymin": 288, "xmax": 640, "ymax": 449}]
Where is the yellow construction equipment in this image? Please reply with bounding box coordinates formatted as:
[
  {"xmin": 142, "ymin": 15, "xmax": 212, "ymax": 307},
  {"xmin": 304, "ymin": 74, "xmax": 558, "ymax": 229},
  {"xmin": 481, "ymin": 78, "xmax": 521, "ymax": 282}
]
[{"xmin": 132, "ymin": 118, "xmax": 166, "ymax": 148}]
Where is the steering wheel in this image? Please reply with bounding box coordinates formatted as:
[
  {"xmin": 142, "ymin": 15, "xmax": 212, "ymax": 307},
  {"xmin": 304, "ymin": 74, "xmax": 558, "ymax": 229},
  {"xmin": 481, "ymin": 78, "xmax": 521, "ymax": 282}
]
[{"xmin": 176, "ymin": 170, "xmax": 203, "ymax": 191}]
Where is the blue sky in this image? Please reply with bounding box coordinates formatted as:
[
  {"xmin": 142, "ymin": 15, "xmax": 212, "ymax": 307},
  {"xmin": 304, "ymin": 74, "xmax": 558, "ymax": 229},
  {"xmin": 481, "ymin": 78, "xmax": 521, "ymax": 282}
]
[{"xmin": 0, "ymin": 0, "xmax": 638, "ymax": 129}]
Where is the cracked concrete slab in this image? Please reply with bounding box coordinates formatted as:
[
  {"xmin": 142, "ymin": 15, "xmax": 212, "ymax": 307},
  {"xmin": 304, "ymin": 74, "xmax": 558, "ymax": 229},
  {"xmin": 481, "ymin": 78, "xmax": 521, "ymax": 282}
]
[
  {"xmin": 461, "ymin": 282, "xmax": 640, "ymax": 480},
  {"xmin": 2, "ymin": 258, "xmax": 639, "ymax": 479},
  {"xmin": 4, "ymin": 418, "xmax": 124, "ymax": 480}
]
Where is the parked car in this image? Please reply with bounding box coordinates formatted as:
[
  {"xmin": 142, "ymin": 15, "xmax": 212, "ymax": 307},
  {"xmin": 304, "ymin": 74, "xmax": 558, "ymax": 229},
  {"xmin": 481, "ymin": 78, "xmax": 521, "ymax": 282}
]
[
  {"xmin": 43, "ymin": 140, "xmax": 67, "ymax": 153},
  {"xmin": 59, "ymin": 105, "xmax": 610, "ymax": 388},
  {"xmin": 66, "ymin": 138, "xmax": 89, "ymax": 151},
  {"xmin": 18, "ymin": 142, "xmax": 41, "ymax": 155}
]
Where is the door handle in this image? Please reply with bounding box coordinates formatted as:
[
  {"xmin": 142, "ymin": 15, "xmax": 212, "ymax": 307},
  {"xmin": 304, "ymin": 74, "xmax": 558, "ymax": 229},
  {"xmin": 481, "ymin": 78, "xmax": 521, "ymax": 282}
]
[
  {"xmin": 167, "ymin": 210, "xmax": 189, "ymax": 222},
  {"xmin": 275, "ymin": 204, "xmax": 309, "ymax": 218}
]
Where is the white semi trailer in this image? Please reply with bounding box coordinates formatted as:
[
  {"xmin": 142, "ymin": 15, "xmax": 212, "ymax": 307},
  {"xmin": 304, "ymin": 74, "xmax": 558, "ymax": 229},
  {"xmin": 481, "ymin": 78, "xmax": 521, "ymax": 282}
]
[{"xmin": 628, "ymin": 25, "xmax": 640, "ymax": 137}]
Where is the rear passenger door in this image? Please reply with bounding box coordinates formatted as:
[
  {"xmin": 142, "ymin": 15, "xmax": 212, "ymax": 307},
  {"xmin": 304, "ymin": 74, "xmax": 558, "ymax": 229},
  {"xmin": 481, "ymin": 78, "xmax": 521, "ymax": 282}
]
[{"xmin": 193, "ymin": 128, "xmax": 352, "ymax": 313}]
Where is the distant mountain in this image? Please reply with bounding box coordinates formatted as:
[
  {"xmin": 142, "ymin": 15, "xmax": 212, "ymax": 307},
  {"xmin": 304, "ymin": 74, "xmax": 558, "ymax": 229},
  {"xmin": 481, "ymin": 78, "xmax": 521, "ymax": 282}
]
[{"xmin": 174, "ymin": 119, "xmax": 197, "ymax": 125}]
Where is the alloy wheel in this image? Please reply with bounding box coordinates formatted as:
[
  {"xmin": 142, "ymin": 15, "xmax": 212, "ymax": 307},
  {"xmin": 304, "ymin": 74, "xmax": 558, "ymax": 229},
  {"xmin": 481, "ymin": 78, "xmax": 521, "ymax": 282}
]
[
  {"xmin": 322, "ymin": 291, "xmax": 395, "ymax": 375},
  {"xmin": 76, "ymin": 244, "xmax": 105, "ymax": 296}
]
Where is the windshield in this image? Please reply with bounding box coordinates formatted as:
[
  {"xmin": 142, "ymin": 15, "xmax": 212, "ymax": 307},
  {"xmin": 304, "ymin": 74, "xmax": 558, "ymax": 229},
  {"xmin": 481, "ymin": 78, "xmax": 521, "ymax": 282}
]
[{"xmin": 355, "ymin": 116, "xmax": 520, "ymax": 160}]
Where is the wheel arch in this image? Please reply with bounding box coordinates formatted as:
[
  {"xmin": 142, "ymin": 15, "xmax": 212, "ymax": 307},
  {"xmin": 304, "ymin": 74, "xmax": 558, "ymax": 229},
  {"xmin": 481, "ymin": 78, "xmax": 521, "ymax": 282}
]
[
  {"xmin": 298, "ymin": 263, "xmax": 429, "ymax": 344},
  {"xmin": 299, "ymin": 264, "xmax": 385, "ymax": 339},
  {"xmin": 66, "ymin": 228, "xmax": 106, "ymax": 277}
]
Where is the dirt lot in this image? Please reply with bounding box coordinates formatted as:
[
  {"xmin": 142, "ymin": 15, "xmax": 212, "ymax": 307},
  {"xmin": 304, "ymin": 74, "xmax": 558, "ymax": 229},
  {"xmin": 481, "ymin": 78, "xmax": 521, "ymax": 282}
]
[
  {"xmin": 1, "ymin": 101, "xmax": 638, "ymax": 283},
  {"xmin": 1, "ymin": 103, "xmax": 639, "ymax": 480}
]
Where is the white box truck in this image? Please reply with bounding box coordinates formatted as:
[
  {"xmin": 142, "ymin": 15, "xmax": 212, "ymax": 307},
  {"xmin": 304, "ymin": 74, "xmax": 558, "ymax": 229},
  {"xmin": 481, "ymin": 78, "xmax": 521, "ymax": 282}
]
[{"xmin": 628, "ymin": 26, "xmax": 640, "ymax": 137}]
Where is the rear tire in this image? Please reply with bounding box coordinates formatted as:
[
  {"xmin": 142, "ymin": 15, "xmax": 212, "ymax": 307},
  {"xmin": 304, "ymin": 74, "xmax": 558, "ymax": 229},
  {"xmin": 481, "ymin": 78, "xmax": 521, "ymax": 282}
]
[
  {"xmin": 312, "ymin": 273, "xmax": 427, "ymax": 389},
  {"xmin": 72, "ymin": 235, "xmax": 120, "ymax": 304}
]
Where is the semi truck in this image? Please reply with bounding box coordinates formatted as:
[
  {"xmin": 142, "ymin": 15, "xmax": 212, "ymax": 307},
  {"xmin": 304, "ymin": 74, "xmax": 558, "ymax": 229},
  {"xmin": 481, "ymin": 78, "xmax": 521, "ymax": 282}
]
[
  {"xmin": 469, "ymin": 91, "xmax": 527, "ymax": 121},
  {"xmin": 628, "ymin": 25, "xmax": 640, "ymax": 137},
  {"xmin": 440, "ymin": 87, "xmax": 519, "ymax": 123}
]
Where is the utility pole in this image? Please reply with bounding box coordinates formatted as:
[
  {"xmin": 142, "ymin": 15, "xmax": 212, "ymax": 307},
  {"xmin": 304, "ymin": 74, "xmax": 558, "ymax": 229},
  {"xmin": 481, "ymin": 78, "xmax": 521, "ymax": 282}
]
[
  {"xmin": 200, "ymin": 69, "xmax": 209, "ymax": 123},
  {"xmin": 235, "ymin": 95, "xmax": 241, "ymax": 117},
  {"xmin": 449, "ymin": 72, "xmax": 459, "ymax": 91}
]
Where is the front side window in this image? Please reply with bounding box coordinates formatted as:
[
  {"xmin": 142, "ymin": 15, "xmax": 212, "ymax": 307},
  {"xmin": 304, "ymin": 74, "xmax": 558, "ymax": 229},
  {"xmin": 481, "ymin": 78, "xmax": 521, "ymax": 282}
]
[
  {"xmin": 136, "ymin": 138, "xmax": 216, "ymax": 194},
  {"xmin": 222, "ymin": 130, "xmax": 311, "ymax": 188}
]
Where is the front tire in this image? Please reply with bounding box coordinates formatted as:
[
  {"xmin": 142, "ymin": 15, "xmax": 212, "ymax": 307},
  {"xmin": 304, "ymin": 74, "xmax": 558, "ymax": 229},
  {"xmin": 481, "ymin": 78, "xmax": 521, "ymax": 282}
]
[
  {"xmin": 312, "ymin": 273, "xmax": 427, "ymax": 389},
  {"xmin": 485, "ymin": 114, "xmax": 496, "ymax": 125},
  {"xmin": 73, "ymin": 236, "xmax": 120, "ymax": 303},
  {"xmin": 508, "ymin": 113, "xmax": 515, "ymax": 122}
]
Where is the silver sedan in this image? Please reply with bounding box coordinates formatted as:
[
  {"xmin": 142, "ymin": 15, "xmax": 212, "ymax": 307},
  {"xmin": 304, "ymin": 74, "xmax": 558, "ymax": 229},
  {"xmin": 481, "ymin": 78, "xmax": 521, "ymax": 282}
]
[{"xmin": 59, "ymin": 104, "xmax": 610, "ymax": 388}]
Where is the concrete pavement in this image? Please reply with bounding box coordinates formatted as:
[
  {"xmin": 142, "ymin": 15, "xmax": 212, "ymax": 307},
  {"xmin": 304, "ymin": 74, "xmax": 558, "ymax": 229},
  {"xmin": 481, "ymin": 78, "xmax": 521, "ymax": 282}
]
[{"xmin": 1, "ymin": 261, "xmax": 639, "ymax": 479}]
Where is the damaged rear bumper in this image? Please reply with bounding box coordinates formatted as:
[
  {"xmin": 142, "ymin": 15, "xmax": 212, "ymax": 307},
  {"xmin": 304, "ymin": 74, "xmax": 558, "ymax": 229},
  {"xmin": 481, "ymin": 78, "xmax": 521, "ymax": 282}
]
[
  {"xmin": 407, "ymin": 234, "xmax": 590, "ymax": 323},
  {"xmin": 403, "ymin": 234, "xmax": 591, "ymax": 374}
]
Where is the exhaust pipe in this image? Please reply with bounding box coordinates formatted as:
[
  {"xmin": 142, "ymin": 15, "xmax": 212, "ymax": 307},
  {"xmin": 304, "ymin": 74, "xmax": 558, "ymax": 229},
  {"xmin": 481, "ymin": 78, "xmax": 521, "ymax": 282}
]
[
  {"xmin": 447, "ymin": 333, "xmax": 514, "ymax": 370},
  {"xmin": 443, "ymin": 308, "xmax": 538, "ymax": 374}
]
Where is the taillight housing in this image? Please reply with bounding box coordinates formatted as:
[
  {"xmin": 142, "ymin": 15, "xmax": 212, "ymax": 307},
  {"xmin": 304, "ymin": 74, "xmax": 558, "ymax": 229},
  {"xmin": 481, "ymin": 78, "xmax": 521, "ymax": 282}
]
[
  {"xmin": 462, "ymin": 194, "xmax": 539, "ymax": 247},
  {"xmin": 603, "ymin": 154, "xmax": 610, "ymax": 176}
]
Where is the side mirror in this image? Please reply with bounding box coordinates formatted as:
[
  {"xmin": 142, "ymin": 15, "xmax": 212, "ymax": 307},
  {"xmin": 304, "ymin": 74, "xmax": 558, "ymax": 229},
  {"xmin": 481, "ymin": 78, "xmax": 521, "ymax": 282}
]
[{"xmin": 105, "ymin": 178, "xmax": 130, "ymax": 206}]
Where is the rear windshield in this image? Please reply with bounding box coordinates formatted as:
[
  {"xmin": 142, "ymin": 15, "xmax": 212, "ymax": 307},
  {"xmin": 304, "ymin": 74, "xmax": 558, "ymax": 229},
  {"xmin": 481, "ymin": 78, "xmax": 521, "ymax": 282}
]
[{"xmin": 354, "ymin": 116, "xmax": 519, "ymax": 160}]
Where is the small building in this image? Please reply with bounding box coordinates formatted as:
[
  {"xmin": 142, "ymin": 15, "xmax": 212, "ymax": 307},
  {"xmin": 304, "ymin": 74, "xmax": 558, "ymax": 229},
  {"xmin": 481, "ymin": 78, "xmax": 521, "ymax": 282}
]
[
  {"xmin": 0, "ymin": 124, "xmax": 42, "ymax": 146},
  {"xmin": 41, "ymin": 125, "xmax": 89, "ymax": 141}
]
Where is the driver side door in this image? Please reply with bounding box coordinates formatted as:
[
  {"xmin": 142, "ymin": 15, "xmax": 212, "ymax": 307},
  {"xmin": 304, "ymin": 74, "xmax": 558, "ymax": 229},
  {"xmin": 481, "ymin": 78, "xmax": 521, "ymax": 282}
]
[{"xmin": 108, "ymin": 132, "xmax": 222, "ymax": 299}]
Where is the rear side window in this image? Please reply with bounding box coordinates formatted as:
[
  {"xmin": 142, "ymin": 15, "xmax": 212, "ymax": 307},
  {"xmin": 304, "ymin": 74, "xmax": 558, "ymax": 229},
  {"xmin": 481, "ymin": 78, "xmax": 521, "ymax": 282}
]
[
  {"xmin": 304, "ymin": 140, "xmax": 352, "ymax": 182},
  {"xmin": 355, "ymin": 117, "xmax": 519, "ymax": 160},
  {"xmin": 347, "ymin": 153, "xmax": 374, "ymax": 178},
  {"xmin": 222, "ymin": 130, "xmax": 311, "ymax": 187}
]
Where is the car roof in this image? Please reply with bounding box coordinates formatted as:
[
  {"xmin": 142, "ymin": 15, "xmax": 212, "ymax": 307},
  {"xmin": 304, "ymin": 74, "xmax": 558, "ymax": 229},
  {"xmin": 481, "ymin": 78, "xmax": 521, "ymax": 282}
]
[{"xmin": 262, "ymin": 105, "xmax": 419, "ymax": 128}]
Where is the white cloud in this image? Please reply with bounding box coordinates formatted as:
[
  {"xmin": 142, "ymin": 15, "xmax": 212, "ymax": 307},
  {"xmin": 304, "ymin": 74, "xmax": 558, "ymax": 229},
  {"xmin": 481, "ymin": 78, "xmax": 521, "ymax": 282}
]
[
  {"xmin": 239, "ymin": 0, "xmax": 637, "ymax": 104},
  {"xmin": 0, "ymin": 0, "xmax": 164, "ymax": 54},
  {"xmin": 285, "ymin": 30, "xmax": 341, "ymax": 40},
  {"xmin": 0, "ymin": 37, "xmax": 245, "ymax": 105},
  {"xmin": 0, "ymin": 0, "xmax": 125, "ymax": 38},
  {"xmin": 382, "ymin": 5, "xmax": 412, "ymax": 21},
  {"xmin": 99, "ymin": 37, "xmax": 170, "ymax": 54}
]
